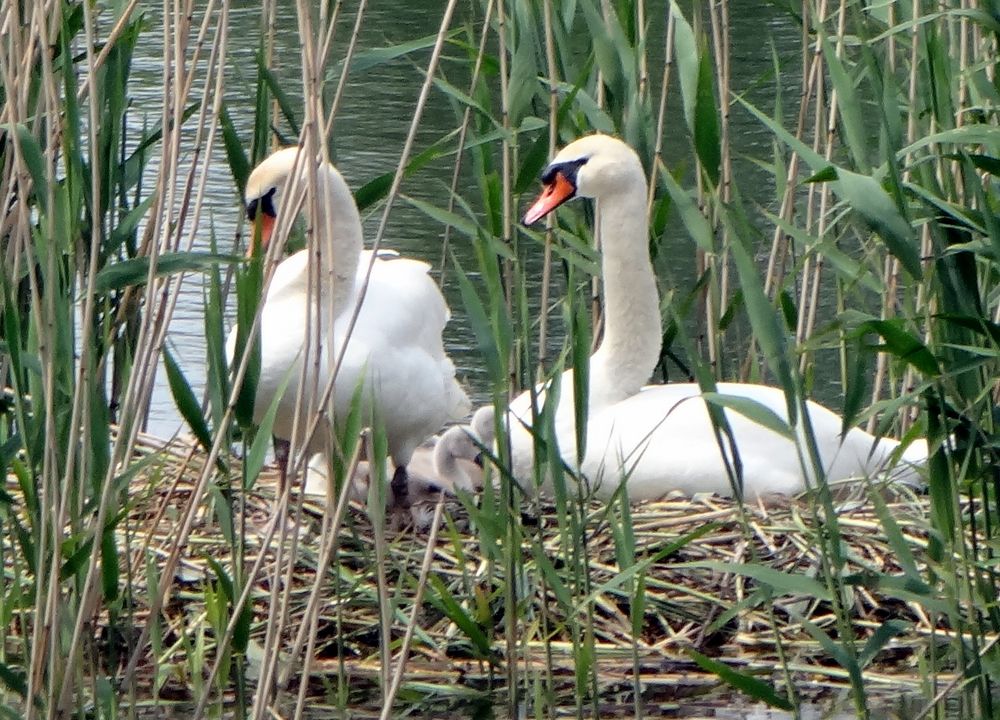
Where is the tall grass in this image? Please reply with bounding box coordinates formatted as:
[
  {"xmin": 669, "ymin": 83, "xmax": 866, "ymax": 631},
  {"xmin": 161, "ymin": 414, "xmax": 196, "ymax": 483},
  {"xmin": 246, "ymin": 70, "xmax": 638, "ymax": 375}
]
[{"xmin": 1, "ymin": 0, "xmax": 999, "ymax": 718}]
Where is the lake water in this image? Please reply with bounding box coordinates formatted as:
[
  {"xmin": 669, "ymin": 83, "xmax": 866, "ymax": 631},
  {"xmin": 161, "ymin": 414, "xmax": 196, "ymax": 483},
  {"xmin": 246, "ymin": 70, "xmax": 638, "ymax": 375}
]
[{"xmin": 136, "ymin": 0, "xmax": 801, "ymax": 438}]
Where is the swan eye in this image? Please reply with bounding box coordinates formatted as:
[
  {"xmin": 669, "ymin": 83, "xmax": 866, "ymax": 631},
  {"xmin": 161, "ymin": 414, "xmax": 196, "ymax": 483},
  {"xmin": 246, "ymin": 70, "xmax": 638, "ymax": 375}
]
[
  {"xmin": 425, "ymin": 482, "xmax": 443, "ymax": 495},
  {"xmin": 246, "ymin": 187, "xmax": 277, "ymax": 221},
  {"xmin": 541, "ymin": 157, "xmax": 588, "ymax": 187},
  {"xmin": 473, "ymin": 453, "xmax": 484, "ymax": 468}
]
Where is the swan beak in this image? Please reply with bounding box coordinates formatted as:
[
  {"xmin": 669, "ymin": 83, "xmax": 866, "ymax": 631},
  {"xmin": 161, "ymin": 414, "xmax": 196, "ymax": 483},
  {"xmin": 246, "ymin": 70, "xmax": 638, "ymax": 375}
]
[
  {"xmin": 246, "ymin": 210, "xmax": 275, "ymax": 257},
  {"xmin": 523, "ymin": 172, "xmax": 576, "ymax": 225}
]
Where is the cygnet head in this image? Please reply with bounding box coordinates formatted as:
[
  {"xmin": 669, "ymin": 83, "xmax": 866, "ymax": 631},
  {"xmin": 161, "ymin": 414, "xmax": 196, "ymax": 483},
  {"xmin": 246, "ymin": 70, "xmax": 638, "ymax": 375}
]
[
  {"xmin": 395, "ymin": 467, "xmax": 456, "ymax": 531},
  {"xmin": 434, "ymin": 425, "xmax": 483, "ymax": 492},
  {"xmin": 522, "ymin": 134, "xmax": 644, "ymax": 225},
  {"xmin": 470, "ymin": 405, "xmax": 495, "ymax": 449}
]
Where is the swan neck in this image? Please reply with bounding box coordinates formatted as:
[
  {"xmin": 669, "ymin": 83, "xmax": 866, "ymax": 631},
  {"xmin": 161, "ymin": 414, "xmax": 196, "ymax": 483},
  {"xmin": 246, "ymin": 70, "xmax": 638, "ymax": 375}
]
[
  {"xmin": 312, "ymin": 164, "xmax": 363, "ymax": 309},
  {"xmin": 590, "ymin": 174, "xmax": 661, "ymax": 403},
  {"xmin": 434, "ymin": 440, "xmax": 464, "ymax": 488}
]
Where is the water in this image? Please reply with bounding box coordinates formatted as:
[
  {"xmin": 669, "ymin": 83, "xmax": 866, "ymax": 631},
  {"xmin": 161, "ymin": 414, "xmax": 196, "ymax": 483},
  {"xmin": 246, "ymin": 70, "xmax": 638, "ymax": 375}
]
[{"xmin": 136, "ymin": 0, "xmax": 802, "ymax": 438}]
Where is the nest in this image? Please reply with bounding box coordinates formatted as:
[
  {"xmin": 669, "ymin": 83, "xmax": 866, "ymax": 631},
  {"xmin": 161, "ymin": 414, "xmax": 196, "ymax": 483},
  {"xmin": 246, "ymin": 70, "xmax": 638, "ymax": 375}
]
[{"xmin": 68, "ymin": 431, "xmax": 967, "ymax": 703}]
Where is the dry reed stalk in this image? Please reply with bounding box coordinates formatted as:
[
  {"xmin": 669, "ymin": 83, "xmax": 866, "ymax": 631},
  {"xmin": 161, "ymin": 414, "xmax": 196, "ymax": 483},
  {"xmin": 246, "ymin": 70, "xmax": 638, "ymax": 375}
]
[
  {"xmin": 244, "ymin": 2, "xmax": 467, "ymax": 712},
  {"xmin": 379, "ymin": 500, "xmax": 447, "ymax": 719},
  {"xmin": 538, "ymin": 0, "xmax": 559, "ymax": 373},
  {"xmin": 495, "ymin": 0, "xmax": 518, "ymax": 402},
  {"xmin": 494, "ymin": 1, "xmax": 525, "ymax": 701},
  {"xmin": 870, "ymin": 0, "xmax": 926, "ymax": 431},
  {"xmin": 323, "ymin": 0, "xmax": 366, "ymax": 138},
  {"xmin": 15, "ymin": 3, "xmax": 61, "ymax": 713},
  {"xmin": 689, "ymin": 10, "xmax": 719, "ymax": 374},
  {"xmin": 121, "ymin": 0, "xmax": 261, "ymax": 691},
  {"xmin": 761, "ymin": 18, "xmax": 820, "ymax": 302},
  {"xmin": 247, "ymin": 2, "xmax": 333, "ymax": 712},
  {"xmin": 647, "ymin": 10, "xmax": 675, "ymax": 213},
  {"xmin": 707, "ymin": 0, "xmax": 732, "ymax": 304},
  {"xmin": 0, "ymin": 0, "xmax": 240, "ymax": 711},
  {"xmin": 796, "ymin": 0, "xmax": 841, "ymax": 377},
  {"xmin": 437, "ymin": 0, "xmax": 498, "ymax": 289}
]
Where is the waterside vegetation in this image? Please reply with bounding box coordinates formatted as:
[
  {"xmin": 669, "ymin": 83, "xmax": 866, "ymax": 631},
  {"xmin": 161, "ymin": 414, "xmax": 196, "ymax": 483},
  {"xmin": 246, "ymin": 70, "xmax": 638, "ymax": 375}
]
[{"xmin": 1, "ymin": 0, "xmax": 999, "ymax": 718}]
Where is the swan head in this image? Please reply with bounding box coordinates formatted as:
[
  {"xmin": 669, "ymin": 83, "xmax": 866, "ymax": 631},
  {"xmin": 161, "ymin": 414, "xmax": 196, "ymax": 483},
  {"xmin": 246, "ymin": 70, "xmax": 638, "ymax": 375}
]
[
  {"xmin": 244, "ymin": 147, "xmax": 304, "ymax": 252},
  {"xmin": 470, "ymin": 405, "xmax": 495, "ymax": 457},
  {"xmin": 523, "ymin": 134, "xmax": 643, "ymax": 225},
  {"xmin": 243, "ymin": 146, "xmax": 355, "ymax": 255}
]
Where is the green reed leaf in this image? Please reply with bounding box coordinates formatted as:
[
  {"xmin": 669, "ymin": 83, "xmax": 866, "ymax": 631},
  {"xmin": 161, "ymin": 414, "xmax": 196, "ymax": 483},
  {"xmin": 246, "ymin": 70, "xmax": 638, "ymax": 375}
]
[
  {"xmin": 220, "ymin": 104, "xmax": 251, "ymax": 198},
  {"xmin": 684, "ymin": 561, "xmax": 832, "ymax": 600},
  {"xmin": 694, "ymin": 50, "xmax": 720, "ymax": 185},
  {"xmin": 659, "ymin": 166, "xmax": 713, "ymax": 251},
  {"xmin": 163, "ymin": 346, "xmax": 214, "ymax": 459},
  {"xmin": 514, "ymin": 132, "xmax": 551, "ymax": 196},
  {"xmin": 859, "ymin": 619, "xmax": 911, "ymax": 668},
  {"xmin": 258, "ymin": 64, "xmax": 301, "ymax": 137},
  {"xmin": 427, "ymin": 574, "xmax": 492, "ymax": 658},
  {"xmin": 701, "ymin": 393, "xmax": 794, "ymax": 439},
  {"xmin": 13, "ymin": 124, "xmax": 48, "ymax": 213},
  {"xmin": 834, "ymin": 168, "xmax": 921, "ymax": 279},
  {"xmin": 100, "ymin": 512, "xmax": 120, "ymax": 601},
  {"xmin": 800, "ymin": 619, "xmax": 859, "ymax": 680},
  {"xmin": 354, "ymin": 139, "xmax": 450, "ymax": 212},
  {"xmin": 107, "ymin": 193, "xmax": 155, "ymax": 257},
  {"xmin": 400, "ymin": 194, "xmax": 479, "ymax": 238},
  {"xmin": 687, "ymin": 649, "xmax": 794, "ymax": 711},
  {"xmin": 820, "ymin": 36, "xmax": 868, "ymax": 171},
  {"xmin": 854, "ymin": 319, "xmax": 939, "ymax": 375},
  {"xmin": 670, "ymin": 1, "xmax": 699, "ymax": 131},
  {"xmin": 94, "ymin": 252, "xmax": 241, "ymax": 293},
  {"xmin": 0, "ymin": 662, "xmax": 27, "ymax": 700},
  {"xmin": 243, "ymin": 365, "xmax": 293, "ymax": 490}
]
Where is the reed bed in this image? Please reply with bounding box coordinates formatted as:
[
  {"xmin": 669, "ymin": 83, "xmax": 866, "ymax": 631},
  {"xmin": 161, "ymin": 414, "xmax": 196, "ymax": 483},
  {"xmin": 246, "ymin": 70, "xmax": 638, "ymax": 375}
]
[{"xmin": 29, "ymin": 431, "xmax": 956, "ymax": 706}]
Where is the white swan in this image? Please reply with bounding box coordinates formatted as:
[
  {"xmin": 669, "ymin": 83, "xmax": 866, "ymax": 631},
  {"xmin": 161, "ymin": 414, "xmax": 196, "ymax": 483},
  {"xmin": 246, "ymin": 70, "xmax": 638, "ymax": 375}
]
[
  {"xmin": 303, "ymin": 416, "xmax": 488, "ymax": 528},
  {"xmin": 304, "ymin": 410, "xmax": 492, "ymax": 499},
  {"xmin": 228, "ymin": 147, "xmax": 470, "ymax": 496},
  {"xmin": 508, "ymin": 134, "xmax": 926, "ymax": 501}
]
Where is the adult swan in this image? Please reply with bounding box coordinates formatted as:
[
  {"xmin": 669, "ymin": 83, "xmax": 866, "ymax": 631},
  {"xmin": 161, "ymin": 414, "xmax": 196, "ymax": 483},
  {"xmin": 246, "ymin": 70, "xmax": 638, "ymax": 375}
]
[
  {"xmin": 229, "ymin": 147, "xmax": 470, "ymax": 499},
  {"xmin": 506, "ymin": 134, "xmax": 926, "ymax": 501}
]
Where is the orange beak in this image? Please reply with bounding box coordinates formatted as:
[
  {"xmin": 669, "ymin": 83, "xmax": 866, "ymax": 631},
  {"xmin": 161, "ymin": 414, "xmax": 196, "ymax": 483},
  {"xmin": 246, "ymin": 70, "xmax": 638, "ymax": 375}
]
[
  {"xmin": 523, "ymin": 172, "xmax": 576, "ymax": 225},
  {"xmin": 247, "ymin": 212, "xmax": 275, "ymax": 258}
]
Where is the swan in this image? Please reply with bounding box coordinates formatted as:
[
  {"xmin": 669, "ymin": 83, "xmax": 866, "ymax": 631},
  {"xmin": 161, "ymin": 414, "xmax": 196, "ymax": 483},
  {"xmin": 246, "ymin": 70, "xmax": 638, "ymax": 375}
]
[
  {"xmin": 304, "ymin": 409, "xmax": 492, "ymax": 499},
  {"xmin": 507, "ymin": 134, "xmax": 927, "ymax": 501},
  {"xmin": 228, "ymin": 147, "xmax": 470, "ymax": 497},
  {"xmin": 303, "ymin": 415, "xmax": 488, "ymax": 528}
]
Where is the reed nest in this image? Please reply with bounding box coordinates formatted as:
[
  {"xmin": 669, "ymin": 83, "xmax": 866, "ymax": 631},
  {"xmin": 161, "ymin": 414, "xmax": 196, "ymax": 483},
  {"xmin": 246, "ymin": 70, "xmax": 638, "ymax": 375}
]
[{"xmin": 50, "ymin": 430, "xmax": 961, "ymax": 700}]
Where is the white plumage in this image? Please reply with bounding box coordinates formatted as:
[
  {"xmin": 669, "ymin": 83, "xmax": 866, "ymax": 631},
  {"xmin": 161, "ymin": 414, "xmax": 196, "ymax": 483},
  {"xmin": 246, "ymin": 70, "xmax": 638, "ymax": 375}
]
[
  {"xmin": 227, "ymin": 147, "xmax": 469, "ymax": 489},
  {"xmin": 506, "ymin": 134, "xmax": 927, "ymax": 501}
]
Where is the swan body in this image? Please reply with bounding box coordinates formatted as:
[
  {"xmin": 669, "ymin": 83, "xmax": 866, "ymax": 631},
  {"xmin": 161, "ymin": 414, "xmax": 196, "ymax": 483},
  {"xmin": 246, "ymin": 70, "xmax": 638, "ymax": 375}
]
[
  {"xmin": 509, "ymin": 134, "xmax": 927, "ymax": 500},
  {"xmin": 250, "ymin": 247, "xmax": 469, "ymax": 464},
  {"xmin": 507, "ymin": 382, "xmax": 926, "ymax": 501},
  {"xmin": 228, "ymin": 147, "xmax": 469, "ymax": 488}
]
